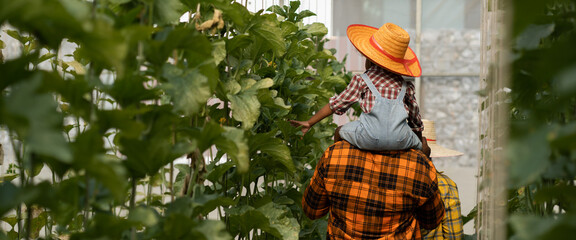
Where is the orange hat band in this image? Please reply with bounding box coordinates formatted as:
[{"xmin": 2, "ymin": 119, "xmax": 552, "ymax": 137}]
[{"xmin": 369, "ymin": 36, "xmax": 417, "ymax": 76}]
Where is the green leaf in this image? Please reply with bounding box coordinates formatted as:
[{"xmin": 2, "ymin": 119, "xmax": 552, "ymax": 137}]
[
  {"xmin": 249, "ymin": 131, "xmax": 294, "ymax": 172},
  {"xmin": 27, "ymin": 210, "xmax": 47, "ymax": 239},
  {"xmin": 219, "ymin": 2, "xmax": 251, "ymax": 32},
  {"xmin": 226, "ymin": 202, "xmax": 299, "ymax": 240},
  {"xmin": 72, "ymin": 213, "xmax": 134, "ymax": 239},
  {"xmin": 227, "ymin": 78, "xmax": 274, "ymax": 129},
  {"xmin": 267, "ymin": 5, "xmax": 287, "ymax": 18},
  {"xmin": 507, "ymin": 125, "xmax": 551, "ymax": 187},
  {"xmin": 190, "ymin": 185, "xmax": 235, "ymax": 217},
  {"xmin": 86, "ymin": 155, "xmax": 129, "ymax": 202},
  {"xmin": 279, "ymin": 21, "xmax": 299, "ymax": 37},
  {"xmin": 193, "ymin": 220, "xmax": 232, "ymax": 240},
  {"xmin": 1, "ymin": 215, "xmax": 18, "ymax": 228},
  {"xmin": 206, "ymin": 161, "xmax": 234, "ymax": 183},
  {"xmin": 212, "ymin": 40, "xmax": 227, "ymax": 65},
  {"xmin": 515, "ymin": 24, "xmax": 555, "ymax": 50},
  {"xmin": 510, "ymin": 214, "xmax": 576, "ymax": 240},
  {"xmin": 128, "ymin": 206, "xmax": 159, "ymax": 227},
  {"xmin": 256, "ymin": 202, "xmax": 299, "ymax": 240},
  {"xmin": 3, "ymin": 74, "xmax": 72, "ymax": 163},
  {"xmin": 108, "ymin": 0, "xmax": 131, "ymax": 4},
  {"xmin": 162, "ymin": 64, "xmax": 213, "ymax": 116},
  {"xmin": 226, "ymin": 34, "xmax": 253, "ymax": 55},
  {"xmin": 97, "ymin": 108, "xmax": 147, "ymax": 139},
  {"xmin": 74, "ymin": 19, "xmax": 128, "ymax": 72},
  {"xmin": 296, "ymin": 10, "xmax": 316, "ymax": 22},
  {"xmin": 0, "ymin": 182, "xmax": 46, "ymax": 217},
  {"xmin": 250, "ymin": 16, "xmax": 286, "ymax": 55},
  {"xmin": 154, "ymin": 0, "xmax": 186, "ymax": 25},
  {"xmin": 121, "ymin": 108, "xmax": 185, "ymax": 178},
  {"xmin": 534, "ymin": 185, "xmax": 576, "ymax": 212},
  {"xmin": 288, "ymin": 1, "xmax": 301, "ymax": 16},
  {"xmin": 215, "ymin": 127, "xmax": 249, "ymax": 174},
  {"xmin": 553, "ymin": 64, "xmax": 576, "ymax": 97},
  {"xmin": 107, "ymin": 75, "xmax": 159, "ymax": 108},
  {"xmin": 160, "ymin": 214, "xmax": 196, "ymax": 239},
  {"xmin": 0, "ymin": 174, "xmax": 18, "ymax": 183}
]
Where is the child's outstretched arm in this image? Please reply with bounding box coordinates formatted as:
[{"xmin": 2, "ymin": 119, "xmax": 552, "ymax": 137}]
[{"xmin": 289, "ymin": 103, "xmax": 334, "ymax": 135}]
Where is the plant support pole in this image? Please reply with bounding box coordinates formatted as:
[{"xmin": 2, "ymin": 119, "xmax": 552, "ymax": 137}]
[{"xmin": 415, "ymin": 0, "xmax": 422, "ymax": 107}]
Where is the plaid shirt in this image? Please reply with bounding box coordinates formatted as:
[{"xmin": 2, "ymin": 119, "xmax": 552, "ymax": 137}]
[
  {"xmin": 329, "ymin": 65, "xmax": 423, "ymax": 132},
  {"xmin": 302, "ymin": 141, "xmax": 445, "ymax": 239},
  {"xmin": 422, "ymin": 173, "xmax": 464, "ymax": 240}
]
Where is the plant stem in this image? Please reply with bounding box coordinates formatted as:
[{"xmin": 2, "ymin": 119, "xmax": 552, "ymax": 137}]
[
  {"xmin": 130, "ymin": 177, "xmax": 137, "ymax": 240},
  {"xmin": 10, "ymin": 133, "xmax": 24, "ymax": 239},
  {"xmin": 83, "ymin": 174, "xmax": 90, "ymax": 230},
  {"xmin": 170, "ymin": 124, "xmax": 176, "ymax": 202}
]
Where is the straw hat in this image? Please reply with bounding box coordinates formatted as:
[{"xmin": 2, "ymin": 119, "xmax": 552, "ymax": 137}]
[
  {"xmin": 422, "ymin": 119, "xmax": 463, "ymax": 158},
  {"xmin": 347, "ymin": 23, "xmax": 421, "ymax": 77}
]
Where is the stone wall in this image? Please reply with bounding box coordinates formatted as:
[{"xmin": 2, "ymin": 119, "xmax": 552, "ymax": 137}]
[
  {"xmin": 419, "ymin": 29, "xmax": 481, "ymax": 168},
  {"xmin": 420, "ymin": 76, "xmax": 479, "ymax": 168}
]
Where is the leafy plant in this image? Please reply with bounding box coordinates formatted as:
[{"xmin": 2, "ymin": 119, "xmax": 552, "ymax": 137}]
[
  {"xmin": 506, "ymin": 0, "xmax": 576, "ymax": 239},
  {"xmin": 0, "ymin": 0, "xmax": 350, "ymax": 239}
]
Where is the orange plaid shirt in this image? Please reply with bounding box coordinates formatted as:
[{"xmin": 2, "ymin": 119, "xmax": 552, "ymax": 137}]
[{"xmin": 302, "ymin": 141, "xmax": 445, "ymax": 239}]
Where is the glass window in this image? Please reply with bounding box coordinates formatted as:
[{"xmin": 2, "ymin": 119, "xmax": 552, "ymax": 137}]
[
  {"xmin": 332, "ymin": 0, "xmax": 414, "ymax": 36},
  {"xmin": 422, "ymin": 0, "xmax": 481, "ymax": 30}
]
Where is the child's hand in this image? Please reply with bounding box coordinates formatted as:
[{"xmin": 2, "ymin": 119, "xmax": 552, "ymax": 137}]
[{"xmin": 288, "ymin": 120, "xmax": 312, "ymax": 135}]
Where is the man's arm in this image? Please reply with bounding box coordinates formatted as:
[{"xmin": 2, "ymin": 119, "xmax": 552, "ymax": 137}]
[
  {"xmin": 415, "ymin": 173, "xmax": 445, "ymax": 230},
  {"xmin": 302, "ymin": 158, "xmax": 330, "ymax": 220}
]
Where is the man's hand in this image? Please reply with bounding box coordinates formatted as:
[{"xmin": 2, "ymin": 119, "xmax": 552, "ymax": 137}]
[
  {"xmin": 289, "ymin": 120, "xmax": 312, "ymax": 135},
  {"xmin": 421, "ymin": 137, "xmax": 431, "ymax": 158}
]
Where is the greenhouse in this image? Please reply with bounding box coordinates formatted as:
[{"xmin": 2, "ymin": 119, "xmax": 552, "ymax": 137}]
[{"xmin": 0, "ymin": 0, "xmax": 575, "ymax": 239}]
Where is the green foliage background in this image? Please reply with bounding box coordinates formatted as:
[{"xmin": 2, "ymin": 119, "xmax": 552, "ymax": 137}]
[
  {"xmin": 0, "ymin": 0, "xmax": 351, "ymax": 239},
  {"xmin": 507, "ymin": 0, "xmax": 576, "ymax": 239}
]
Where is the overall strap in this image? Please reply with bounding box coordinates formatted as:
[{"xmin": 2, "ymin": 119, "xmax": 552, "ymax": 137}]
[
  {"xmin": 396, "ymin": 80, "xmax": 408, "ymax": 103},
  {"xmin": 360, "ymin": 73, "xmax": 382, "ymax": 99}
]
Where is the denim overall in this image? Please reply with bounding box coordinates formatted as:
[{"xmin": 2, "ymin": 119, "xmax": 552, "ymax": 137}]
[{"xmin": 339, "ymin": 73, "xmax": 422, "ymax": 151}]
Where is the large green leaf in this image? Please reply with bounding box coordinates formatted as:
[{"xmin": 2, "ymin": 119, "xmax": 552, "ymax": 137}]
[
  {"xmin": 227, "ymin": 78, "xmax": 274, "ymax": 129},
  {"xmin": 162, "ymin": 64, "xmax": 213, "ymax": 116},
  {"xmin": 71, "ymin": 213, "xmax": 134, "ymax": 240},
  {"xmin": 121, "ymin": 108, "xmax": 192, "ymax": 178},
  {"xmin": 73, "ymin": 19, "xmax": 128, "ymax": 72},
  {"xmin": 515, "ymin": 24, "xmax": 555, "ymax": 50},
  {"xmin": 0, "ymin": 0, "xmax": 83, "ymax": 48},
  {"xmin": 107, "ymin": 75, "xmax": 159, "ymax": 109},
  {"xmin": 226, "ymin": 202, "xmax": 299, "ymax": 240},
  {"xmin": 219, "ymin": 2, "xmax": 252, "ymax": 32},
  {"xmin": 510, "ymin": 214, "xmax": 576, "ymax": 240},
  {"xmin": 154, "ymin": 0, "xmax": 186, "ymax": 25},
  {"xmin": 507, "ymin": 125, "xmax": 551, "ymax": 187},
  {"xmin": 128, "ymin": 206, "xmax": 160, "ymax": 227},
  {"xmin": 249, "ymin": 15, "xmax": 286, "ymax": 56},
  {"xmin": 3, "ymin": 74, "xmax": 72, "ymax": 163},
  {"xmin": 212, "ymin": 40, "xmax": 227, "ymax": 65},
  {"xmin": 249, "ymin": 131, "xmax": 294, "ymax": 172},
  {"xmin": 306, "ymin": 23, "xmax": 328, "ymax": 37},
  {"xmin": 215, "ymin": 127, "xmax": 249, "ymax": 174},
  {"xmin": 193, "ymin": 220, "xmax": 232, "ymax": 240},
  {"xmin": 0, "ymin": 182, "xmax": 52, "ymax": 217},
  {"xmin": 85, "ymin": 155, "xmax": 129, "ymax": 202},
  {"xmin": 189, "ymin": 185, "xmax": 235, "ymax": 217}
]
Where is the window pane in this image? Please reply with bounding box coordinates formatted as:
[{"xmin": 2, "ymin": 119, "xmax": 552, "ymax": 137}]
[
  {"xmin": 422, "ymin": 0, "xmax": 480, "ymax": 30},
  {"xmin": 332, "ymin": 0, "xmax": 414, "ymax": 36}
]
